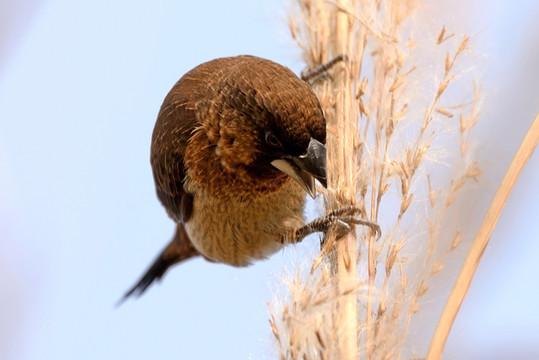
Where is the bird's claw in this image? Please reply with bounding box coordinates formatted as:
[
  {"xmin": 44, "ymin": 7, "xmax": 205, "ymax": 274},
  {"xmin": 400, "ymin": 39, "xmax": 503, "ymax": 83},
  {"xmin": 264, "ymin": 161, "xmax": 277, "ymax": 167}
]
[
  {"xmin": 327, "ymin": 205, "xmax": 381, "ymax": 239},
  {"xmin": 301, "ymin": 54, "xmax": 349, "ymax": 84},
  {"xmin": 291, "ymin": 205, "xmax": 381, "ymax": 244}
]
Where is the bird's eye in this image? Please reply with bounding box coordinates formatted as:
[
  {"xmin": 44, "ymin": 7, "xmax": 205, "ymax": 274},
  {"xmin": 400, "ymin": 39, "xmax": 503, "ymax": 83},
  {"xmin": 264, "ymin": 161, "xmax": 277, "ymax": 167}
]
[{"xmin": 265, "ymin": 132, "xmax": 282, "ymax": 148}]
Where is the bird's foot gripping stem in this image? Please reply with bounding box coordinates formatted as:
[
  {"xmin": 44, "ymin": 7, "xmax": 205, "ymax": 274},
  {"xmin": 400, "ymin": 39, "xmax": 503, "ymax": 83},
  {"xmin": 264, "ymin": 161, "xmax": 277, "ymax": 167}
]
[
  {"xmin": 301, "ymin": 54, "xmax": 348, "ymax": 84},
  {"xmin": 292, "ymin": 205, "xmax": 381, "ymax": 244}
]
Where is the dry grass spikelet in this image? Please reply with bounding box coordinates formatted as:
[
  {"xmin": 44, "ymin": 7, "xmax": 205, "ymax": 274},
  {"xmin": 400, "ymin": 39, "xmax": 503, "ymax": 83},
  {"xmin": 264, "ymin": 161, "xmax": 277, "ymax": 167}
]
[{"xmin": 268, "ymin": 0, "xmax": 496, "ymax": 359}]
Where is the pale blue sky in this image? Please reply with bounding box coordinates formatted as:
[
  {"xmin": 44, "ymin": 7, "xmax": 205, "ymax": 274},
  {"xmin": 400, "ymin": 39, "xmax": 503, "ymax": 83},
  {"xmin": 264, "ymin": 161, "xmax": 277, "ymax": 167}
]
[{"xmin": 1, "ymin": 1, "xmax": 538, "ymax": 359}]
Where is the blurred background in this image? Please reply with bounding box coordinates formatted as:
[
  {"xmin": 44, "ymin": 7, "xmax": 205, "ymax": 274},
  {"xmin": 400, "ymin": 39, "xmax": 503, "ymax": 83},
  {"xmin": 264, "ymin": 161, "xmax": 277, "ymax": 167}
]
[{"xmin": 0, "ymin": 0, "xmax": 537, "ymax": 359}]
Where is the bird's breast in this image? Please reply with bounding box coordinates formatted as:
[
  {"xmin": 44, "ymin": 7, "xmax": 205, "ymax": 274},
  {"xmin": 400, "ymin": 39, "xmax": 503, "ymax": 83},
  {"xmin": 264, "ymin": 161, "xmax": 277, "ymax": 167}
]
[{"xmin": 183, "ymin": 178, "xmax": 306, "ymax": 266}]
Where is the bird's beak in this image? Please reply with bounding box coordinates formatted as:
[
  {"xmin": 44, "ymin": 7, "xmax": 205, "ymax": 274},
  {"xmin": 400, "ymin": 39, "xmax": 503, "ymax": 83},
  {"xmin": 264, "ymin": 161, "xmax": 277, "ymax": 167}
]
[{"xmin": 271, "ymin": 138, "xmax": 327, "ymax": 199}]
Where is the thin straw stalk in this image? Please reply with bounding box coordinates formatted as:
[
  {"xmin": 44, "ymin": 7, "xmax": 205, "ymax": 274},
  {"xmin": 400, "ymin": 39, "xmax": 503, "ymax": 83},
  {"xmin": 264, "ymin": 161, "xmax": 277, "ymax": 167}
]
[{"xmin": 426, "ymin": 112, "xmax": 539, "ymax": 359}]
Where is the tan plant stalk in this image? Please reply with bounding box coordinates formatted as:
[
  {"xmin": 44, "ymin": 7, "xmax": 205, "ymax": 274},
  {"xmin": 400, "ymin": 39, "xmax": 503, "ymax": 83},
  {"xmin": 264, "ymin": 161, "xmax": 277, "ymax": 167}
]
[
  {"xmin": 329, "ymin": 0, "xmax": 359, "ymax": 359},
  {"xmin": 270, "ymin": 0, "xmax": 486, "ymax": 359},
  {"xmin": 426, "ymin": 112, "xmax": 539, "ymax": 359}
]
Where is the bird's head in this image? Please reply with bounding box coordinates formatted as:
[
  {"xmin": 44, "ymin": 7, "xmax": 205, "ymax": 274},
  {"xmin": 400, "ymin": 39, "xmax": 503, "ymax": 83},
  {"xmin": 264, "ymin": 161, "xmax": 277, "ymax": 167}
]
[
  {"xmin": 226, "ymin": 56, "xmax": 327, "ymax": 198},
  {"xmin": 182, "ymin": 56, "xmax": 327, "ymax": 198},
  {"xmin": 251, "ymin": 114, "xmax": 326, "ymax": 199}
]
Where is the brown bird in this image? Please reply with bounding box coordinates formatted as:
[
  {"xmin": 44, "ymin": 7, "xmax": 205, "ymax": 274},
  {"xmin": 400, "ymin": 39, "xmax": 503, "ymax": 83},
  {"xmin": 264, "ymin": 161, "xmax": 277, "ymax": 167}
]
[{"xmin": 122, "ymin": 55, "xmax": 374, "ymax": 301}]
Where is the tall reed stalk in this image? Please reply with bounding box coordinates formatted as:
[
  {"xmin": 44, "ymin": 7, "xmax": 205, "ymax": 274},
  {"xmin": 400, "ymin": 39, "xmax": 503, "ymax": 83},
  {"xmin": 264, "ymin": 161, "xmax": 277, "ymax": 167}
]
[{"xmin": 269, "ymin": 0, "xmax": 538, "ymax": 358}]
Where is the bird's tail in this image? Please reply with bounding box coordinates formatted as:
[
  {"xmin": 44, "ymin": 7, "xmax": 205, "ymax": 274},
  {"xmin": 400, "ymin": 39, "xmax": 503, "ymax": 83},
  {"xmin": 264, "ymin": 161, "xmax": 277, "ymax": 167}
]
[{"xmin": 118, "ymin": 223, "xmax": 200, "ymax": 304}]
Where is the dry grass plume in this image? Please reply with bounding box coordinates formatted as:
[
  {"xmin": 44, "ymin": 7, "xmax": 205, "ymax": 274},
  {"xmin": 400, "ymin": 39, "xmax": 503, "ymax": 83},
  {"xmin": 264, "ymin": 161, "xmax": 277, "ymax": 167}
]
[
  {"xmin": 269, "ymin": 0, "xmax": 487, "ymax": 358},
  {"xmin": 269, "ymin": 0, "xmax": 538, "ymax": 359}
]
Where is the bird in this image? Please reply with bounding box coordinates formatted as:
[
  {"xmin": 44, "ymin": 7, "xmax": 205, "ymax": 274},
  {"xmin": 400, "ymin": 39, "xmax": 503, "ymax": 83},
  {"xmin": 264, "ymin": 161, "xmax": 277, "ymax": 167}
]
[{"xmin": 121, "ymin": 55, "xmax": 376, "ymax": 301}]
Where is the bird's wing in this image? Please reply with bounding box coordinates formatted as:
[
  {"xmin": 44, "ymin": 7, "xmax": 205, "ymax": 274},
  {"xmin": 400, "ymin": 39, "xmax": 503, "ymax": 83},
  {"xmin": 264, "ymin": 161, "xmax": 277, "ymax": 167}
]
[
  {"xmin": 150, "ymin": 86, "xmax": 202, "ymax": 223},
  {"xmin": 152, "ymin": 151, "xmax": 193, "ymax": 223}
]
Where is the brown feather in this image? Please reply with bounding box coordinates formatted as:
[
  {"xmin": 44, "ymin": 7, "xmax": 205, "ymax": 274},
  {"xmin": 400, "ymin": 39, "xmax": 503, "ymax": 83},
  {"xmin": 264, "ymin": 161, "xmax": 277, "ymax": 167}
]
[
  {"xmin": 120, "ymin": 224, "xmax": 200, "ymax": 301},
  {"xmin": 123, "ymin": 56, "xmax": 327, "ymax": 299}
]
